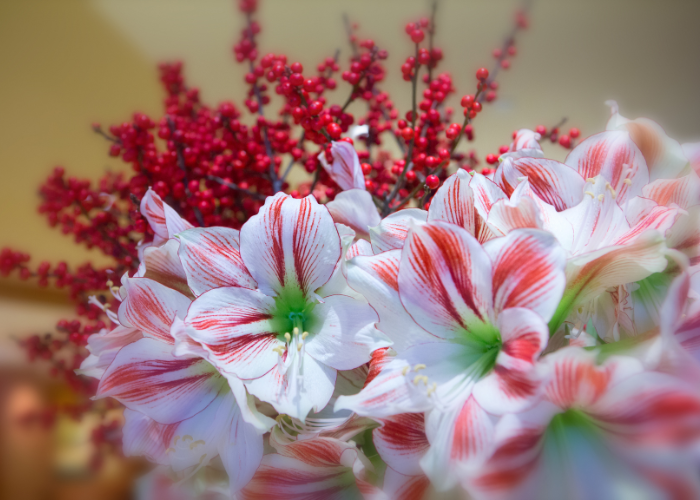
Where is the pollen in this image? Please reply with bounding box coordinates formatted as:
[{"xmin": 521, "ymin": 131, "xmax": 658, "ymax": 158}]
[
  {"xmin": 183, "ymin": 435, "xmax": 193, "ymax": 442},
  {"xmin": 597, "ymin": 194, "xmax": 604, "ymax": 201},
  {"xmin": 293, "ymin": 327, "xmax": 299, "ymax": 336},
  {"xmin": 586, "ymin": 178, "xmax": 596, "ymax": 183},
  {"xmin": 301, "ymin": 331, "xmax": 309, "ymax": 340},
  {"xmin": 584, "ymin": 191, "xmax": 595, "ymax": 197},
  {"xmin": 624, "ymin": 178, "xmax": 632, "ymax": 185},
  {"xmin": 190, "ymin": 440, "xmax": 205, "ymax": 450},
  {"xmin": 284, "ymin": 332, "xmax": 291, "ymax": 343},
  {"xmin": 297, "ymin": 342, "xmax": 303, "ymax": 351},
  {"xmin": 413, "ymin": 364, "xmax": 426, "ymax": 372},
  {"xmin": 401, "ymin": 366, "xmax": 410, "ymax": 376},
  {"xmin": 165, "ymin": 447, "xmax": 176, "ymax": 454},
  {"xmin": 272, "ymin": 345, "xmax": 285, "ymax": 356},
  {"xmin": 605, "ymin": 182, "xmax": 617, "ymax": 198},
  {"xmin": 427, "ymin": 382, "xmax": 437, "ymax": 396}
]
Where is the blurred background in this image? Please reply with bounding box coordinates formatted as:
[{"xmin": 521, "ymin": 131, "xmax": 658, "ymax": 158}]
[{"xmin": 1, "ymin": 0, "xmax": 699, "ymax": 498}]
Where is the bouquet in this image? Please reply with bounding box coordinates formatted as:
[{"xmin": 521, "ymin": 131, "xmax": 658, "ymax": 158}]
[{"xmin": 3, "ymin": 0, "xmax": 700, "ymax": 498}]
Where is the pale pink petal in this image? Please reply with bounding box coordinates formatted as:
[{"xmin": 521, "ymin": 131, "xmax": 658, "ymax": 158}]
[
  {"xmin": 503, "ymin": 129, "xmax": 544, "ymax": 159},
  {"xmin": 470, "ymin": 172, "xmax": 509, "ymax": 233},
  {"xmin": 326, "ymin": 189, "xmax": 380, "ymax": 240},
  {"xmin": 398, "ymin": 221, "xmax": 493, "ymax": 339},
  {"xmin": 486, "ymin": 186, "xmax": 543, "ymax": 236},
  {"xmin": 140, "ymin": 187, "xmax": 193, "ymax": 242},
  {"xmin": 661, "ymin": 273, "xmax": 700, "ymax": 367},
  {"xmin": 374, "ymin": 413, "xmax": 429, "ymax": 475},
  {"xmin": 97, "ymin": 338, "xmax": 225, "ymax": 424},
  {"xmin": 682, "ymin": 141, "xmax": 700, "ymax": 177},
  {"xmin": 421, "ymin": 396, "xmax": 496, "ymax": 489},
  {"xmin": 345, "ymin": 250, "xmax": 435, "ymax": 353},
  {"xmin": 369, "ymin": 208, "xmax": 427, "ymax": 253},
  {"xmin": 565, "ymin": 130, "xmax": 648, "ymax": 205},
  {"xmin": 303, "ymin": 294, "xmax": 387, "ymax": 371},
  {"xmin": 473, "ymin": 308, "xmax": 548, "ymax": 415},
  {"xmin": 240, "ymin": 193, "xmax": 341, "ymax": 298},
  {"xmin": 177, "ymin": 227, "xmax": 255, "ymax": 296},
  {"xmin": 245, "ymin": 351, "xmax": 336, "ymax": 421},
  {"xmin": 642, "ymin": 174, "xmax": 700, "ymax": 210},
  {"xmin": 495, "ymin": 157, "xmax": 585, "ymax": 211},
  {"xmin": 485, "ymin": 229, "xmax": 566, "ymax": 321},
  {"xmin": 613, "ymin": 204, "xmax": 680, "ymax": 245},
  {"xmin": 346, "ymin": 239, "xmax": 373, "ymax": 259},
  {"xmin": 137, "ymin": 239, "xmax": 191, "ymax": 298},
  {"xmin": 315, "ymin": 223, "xmax": 363, "ymax": 300},
  {"xmin": 318, "ymin": 141, "xmax": 366, "ymax": 191},
  {"xmin": 118, "ymin": 277, "xmax": 191, "ymax": 344},
  {"xmin": 429, "ymin": 169, "xmax": 477, "ymax": 234},
  {"xmin": 78, "ymin": 325, "xmax": 143, "ymax": 379},
  {"xmin": 184, "ymin": 287, "xmax": 280, "ymax": 380}
]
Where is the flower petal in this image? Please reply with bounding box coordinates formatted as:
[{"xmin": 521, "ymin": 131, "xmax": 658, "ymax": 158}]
[
  {"xmin": 304, "ymin": 294, "xmax": 387, "ymax": 371},
  {"xmin": 318, "ymin": 141, "xmax": 366, "ymax": 191},
  {"xmin": 374, "ymin": 413, "xmax": 429, "ymax": 475},
  {"xmin": 240, "ymin": 193, "xmax": 340, "ymax": 298},
  {"xmin": 118, "ymin": 277, "xmax": 191, "ymax": 344},
  {"xmin": 97, "ymin": 338, "xmax": 225, "ymax": 424},
  {"xmin": 137, "ymin": 239, "xmax": 191, "ymax": 298},
  {"xmin": 472, "ymin": 308, "xmax": 548, "ymax": 415},
  {"xmin": 325, "ymin": 189, "xmax": 381, "ymax": 240},
  {"xmin": 642, "ymin": 174, "xmax": 700, "ymax": 210},
  {"xmin": 565, "ymin": 130, "xmax": 648, "ymax": 205},
  {"xmin": 185, "ymin": 286, "xmax": 280, "ymax": 379},
  {"xmin": 369, "ymin": 208, "xmax": 427, "ymax": 253},
  {"xmin": 177, "ymin": 227, "xmax": 256, "ymax": 296},
  {"xmin": 503, "ymin": 129, "xmax": 544, "ymax": 159},
  {"xmin": 346, "ymin": 250, "xmax": 435, "ymax": 353},
  {"xmin": 495, "ymin": 157, "xmax": 586, "ymax": 211},
  {"xmin": 485, "ymin": 229, "xmax": 566, "ymax": 321},
  {"xmin": 77, "ymin": 325, "xmax": 142, "ymax": 379},
  {"xmin": 399, "ymin": 221, "xmax": 493, "ymax": 339},
  {"xmin": 383, "ymin": 469, "xmax": 430, "ymax": 500},
  {"xmin": 421, "ymin": 396, "xmax": 496, "ymax": 489},
  {"xmin": 245, "ymin": 351, "xmax": 336, "ymax": 421},
  {"xmin": 140, "ymin": 187, "xmax": 193, "ymax": 242}
]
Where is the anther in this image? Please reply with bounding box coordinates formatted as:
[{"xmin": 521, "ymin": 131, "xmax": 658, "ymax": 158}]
[
  {"xmin": 272, "ymin": 345, "xmax": 285, "ymax": 356},
  {"xmin": 284, "ymin": 332, "xmax": 291, "ymax": 343},
  {"xmin": 401, "ymin": 366, "xmax": 410, "ymax": 376},
  {"xmin": 413, "ymin": 364, "xmax": 426, "ymax": 372},
  {"xmin": 293, "ymin": 327, "xmax": 299, "ymax": 336},
  {"xmin": 297, "ymin": 342, "xmax": 303, "ymax": 351},
  {"xmin": 623, "ymin": 179, "xmax": 632, "ymax": 185},
  {"xmin": 301, "ymin": 331, "xmax": 309, "ymax": 340},
  {"xmin": 584, "ymin": 191, "xmax": 595, "ymax": 197},
  {"xmin": 427, "ymin": 382, "xmax": 437, "ymax": 396},
  {"xmin": 586, "ymin": 178, "xmax": 596, "ymax": 183},
  {"xmin": 597, "ymin": 194, "xmax": 604, "ymax": 201},
  {"xmin": 413, "ymin": 375, "xmax": 428, "ymax": 385}
]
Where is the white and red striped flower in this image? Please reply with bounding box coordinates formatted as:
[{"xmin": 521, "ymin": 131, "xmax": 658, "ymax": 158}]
[
  {"xmin": 240, "ymin": 435, "xmax": 385, "ymax": 500},
  {"xmin": 466, "ymin": 347, "xmax": 700, "ymax": 500},
  {"xmin": 183, "ymin": 193, "xmax": 389, "ymax": 421},
  {"xmin": 338, "ymin": 222, "xmax": 567, "ymax": 488},
  {"xmin": 318, "ymin": 141, "xmax": 367, "ymax": 191}
]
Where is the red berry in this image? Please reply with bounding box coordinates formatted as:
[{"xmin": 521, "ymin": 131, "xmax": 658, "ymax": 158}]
[
  {"xmin": 569, "ymin": 127, "xmax": 580, "ymax": 139},
  {"xmin": 535, "ymin": 125, "xmax": 547, "ymax": 135},
  {"xmin": 326, "ymin": 122, "xmax": 342, "ymax": 139},
  {"xmin": 460, "ymin": 95, "xmax": 475, "ymax": 108},
  {"xmin": 411, "ymin": 29, "xmax": 425, "ymax": 43},
  {"xmin": 486, "ymin": 153, "xmax": 498, "ymax": 164},
  {"xmin": 361, "ymin": 163, "xmax": 372, "ymax": 175},
  {"xmin": 308, "ymin": 100, "xmax": 323, "ymax": 116},
  {"xmin": 425, "ymin": 175, "xmax": 440, "ymax": 190},
  {"xmin": 476, "ymin": 67, "xmax": 489, "ymax": 80},
  {"xmin": 405, "ymin": 170, "xmax": 417, "ymax": 182},
  {"xmin": 498, "ymin": 145, "xmax": 509, "ymax": 154},
  {"xmin": 290, "ymin": 62, "xmax": 303, "ymax": 73},
  {"xmin": 472, "ymin": 101, "xmax": 482, "ymax": 113},
  {"xmin": 559, "ymin": 135, "xmax": 572, "ymax": 148}
]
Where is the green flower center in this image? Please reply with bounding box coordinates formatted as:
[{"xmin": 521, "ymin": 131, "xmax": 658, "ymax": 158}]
[{"xmin": 271, "ymin": 287, "xmax": 317, "ymax": 346}]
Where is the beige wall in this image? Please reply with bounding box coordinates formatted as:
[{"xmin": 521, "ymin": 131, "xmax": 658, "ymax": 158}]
[{"xmin": 1, "ymin": 0, "xmax": 700, "ymax": 336}]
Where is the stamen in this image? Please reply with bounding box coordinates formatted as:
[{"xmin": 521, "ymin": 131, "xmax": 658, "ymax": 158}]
[
  {"xmin": 597, "ymin": 194, "xmax": 604, "ymax": 201},
  {"xmin": 623, "ymin": 178, "xmax": 632, "ymax": 185},
  {"xmin": 284, "ymin": 332, "xmax": 291, "ymax": 343},
  {"xmin": 165, "ymin": 448, "xmax": 175, "ymax": 454},
  {"xmin": 586, "ymin": 178, "xmax": 596, "ymax": 183},
  {"xmin": 173, "ymin": 436, "xmax": 180, "ymax": 445},
  {"xmin": 301, "ymin": 331, "xmax": 309, "ymax": 340},
  {"xmin": 183, "ymin": 435, "xmax": 193, "ymax": 442},
  {"xmin": 401, "ymin": 366, "xmax": 410, "ymax": 376},
  {"xmin": 427, "ymin": 382, "xmax": 437, "ymax": 396},
  {"xmin": 297, "ymin": 342, "xmax": 303, "ymax": 351},
  {"xmin": 413, "ymin": 364, "xmax": 426, "ymax": 372},
  {"xmin": 272, "ymin": 345, "xmax": 285, "ymax": 356},
  {"xmin": 584, "ymin": 191, "xmax": 595, "ymax": 197},
  {"xmin": 293, "ymin": 327, "xmax": 299, "ymax": 336},
  {"xmin": 605, "ymin": 182, "xmax": 617, "ymax": 198},
  {"xmin": 413, "ymin": 375, "xmax": 429, "ymax": 385},
  {"xmin": 190, "ymin": 440, "xmax": 205, "ymax": 450},
  {"xmin": 106, "ymin": 280, "xmax": 113, "ymax": 288}
]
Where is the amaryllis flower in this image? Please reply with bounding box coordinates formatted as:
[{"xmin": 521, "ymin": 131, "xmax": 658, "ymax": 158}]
[
  {"xmin": 338, "ymin": 223, "xmax": 567, "ymax": 488},
  {"xmin": 501, "ymin": 129, "xmax": 544, "ymax": 160},
  {"xmin": 183, "ymin": 193, "xmax": 388, "ymax": 421},
  {"xmin": 325, "ymin": 189, "xmax": 381, "ymax": 241},
  {"xmin": 318, "ymin": 141, "xmax": 367, "ymax": 191},
  {"xmin": 138, "ymin": 188, "xmax": 193, "ymax": 258},
  {"xmin": 466, "ymin": 348, "xmax": 700, "ymax": 500},
  {"xmin": 240, "ymin": 435, "xmax": 384, "ymax": 500}
]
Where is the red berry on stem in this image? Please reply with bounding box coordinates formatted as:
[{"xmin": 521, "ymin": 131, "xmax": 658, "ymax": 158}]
[
  {"xmin": 486, "ymin": 153, "xmax": 498, "ymax": 164},
  {"xmin": 569, "ymin": 127, "xmax": 580, "ymax": 139},
  {"xmin": 425, "ymin": 175, "xmax": 440, "ymax": 190},
  {"xmin": 476, "ymin": 67, "xmax": 489, "ymax": 80},
  {"xmin": 559, "ymin": 134, "xmax": 572, "ymax": 148}
]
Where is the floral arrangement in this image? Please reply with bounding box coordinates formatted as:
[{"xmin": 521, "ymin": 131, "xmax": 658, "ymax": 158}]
[{"xmin": 3, "ymin": 0, "xmax": 700, "ymax": 498}]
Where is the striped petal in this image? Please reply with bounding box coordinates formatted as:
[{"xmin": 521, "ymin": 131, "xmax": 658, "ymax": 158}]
[
  {"xmin": 472, "ymin": 308, "xmax": 548, "ymax": 415},
  {"xmin": 136, "ymin": 239, "xmax": 191, "ymax": 297},
  {"xmin": 346, "ymin": 250, "xmax": 435, "ymax": 353},
  {"xmin": 369, "ymin": 208, "xmax": 427, "ymax": 253},
  {"xmin": 485, "ymin": 229, "xmax": 566, "ymax": 322},
  {"xmin": 642, "ymin": 174, "xmax": 700, "ymax": 210},
  {"xmin": 77, "ymin": 325, "xmax": 142, "ymax": 379},
  {"xmin": 495, "ymin": 157, "xmax": 585, "ymax": 211},
  {"xmin": 326, "ymin": 189, "xmax": 381, "ymax": 240},
  {"xmin": 661, "ymin": 273, "xmax": 700, "ymax": 368},
  {"xmin": 565, "ymin": 130, "xmax": 648, "ymax": 205},
  {"xmin": 118, "ymin": 277, "xmax": 191, "ymax": 344},
  {"xmin": 502, "ymin": 129, "xmax": 544, "ymax": 159},
  {"xmin": 421, "ymin": 396, "xmax": 496, "ymax": 489},
  {"xmin": 398, "ymin": 221, "xmax": 493, "ymax": 339},
  {"xmin": 318, "ymin": 141, "xmax": 366, "ymax": 191},
  {"xmin": 97, "ymin": 338, "xmax": 225, "ymax": 424},
  {"xmin": 383, "ymin": 469, "xmax": 430, "ymax": 500},
  {"xmin": 374, "ymin": 413, "xmax": 429, "ymax": 476},
  {"xmin": 240, "ymin": 193, "xmax": 341, "ymax": 298},
  {"xmin": 140, "ymin": 187, "xmax": 193, "ymax": 243},
  {"xmin": 177, "ymin": 227, "xmax": 255, "ymax": 296},
  {"xmin": 185, "ymin": 286, "xmax": 280, "ymax": 379}
]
